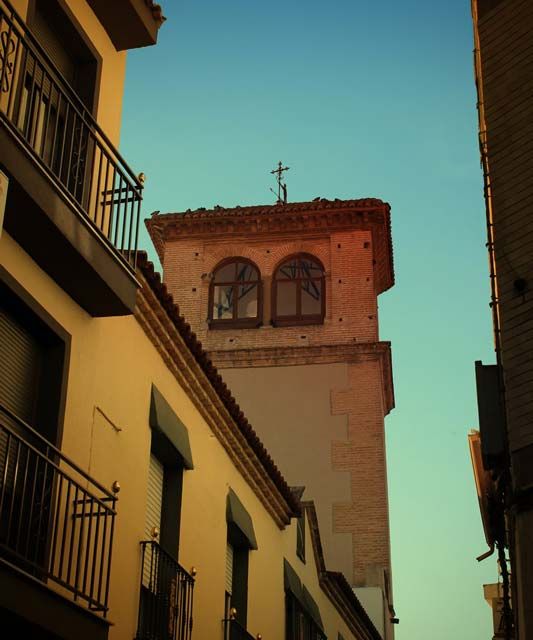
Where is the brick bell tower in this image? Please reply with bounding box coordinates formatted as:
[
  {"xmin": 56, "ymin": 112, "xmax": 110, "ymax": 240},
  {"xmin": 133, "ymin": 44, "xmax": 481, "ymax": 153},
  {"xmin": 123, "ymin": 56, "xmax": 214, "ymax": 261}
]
[{"xmin": 147, "ymin": 197, "xmax": 396, "ymax": 637}]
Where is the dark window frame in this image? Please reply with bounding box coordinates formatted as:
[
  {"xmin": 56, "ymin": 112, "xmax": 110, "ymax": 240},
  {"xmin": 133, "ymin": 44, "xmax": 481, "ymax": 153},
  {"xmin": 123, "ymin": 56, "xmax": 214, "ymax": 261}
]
[
  {"xmin": 0, "ymin": 267, "xmax": 71, "ymax": 587},
  {"xmin": 226, "ymin": 526, "xmax": 250, "ymax": 628},
  {"xmin": 0, "ymin": 264, "xmax": 70, "ymax": 447},
  {"xmin": 272, "ymin": 253, "xmax": 326, "ymax": 327},
  {"xmin": 137, "ymin": 442, "xmax": 184, "ymax": 640},
  {"xmin": 286, "ymin": 590, "xmax": 327, "ymax": 640},
  {"xmin": 208, "ymin": 257, "xmax": 263, "ymax": 330},
  {"xmin": 149, "ymin": 428, "xmax": 185, "ymax": 558},
  {"xmin": 27, "ymin": 0, "xmax": 102, "ymax": 115}
]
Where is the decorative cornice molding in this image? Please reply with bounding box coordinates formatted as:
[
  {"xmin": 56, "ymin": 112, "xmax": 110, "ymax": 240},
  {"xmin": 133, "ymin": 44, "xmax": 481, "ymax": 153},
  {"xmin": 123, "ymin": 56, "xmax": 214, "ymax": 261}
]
[
  {"xmin": 209, "ymin": 342, "xmax": 395, "ymax": 415},
  {"xmin": 209, "ymin": 341, "xmax": 388, "ymax": 367},
  {"xmin": 146, "ymin": 198, "xmax": 394, "ymax": 294}
]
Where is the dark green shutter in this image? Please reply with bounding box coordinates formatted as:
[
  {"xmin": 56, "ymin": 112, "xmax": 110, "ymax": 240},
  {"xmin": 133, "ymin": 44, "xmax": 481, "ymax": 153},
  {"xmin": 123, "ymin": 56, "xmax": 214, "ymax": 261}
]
[
  {"xmin": 32, "ymin": 5, "xmax": 76, "ymax": 85},
  {"xmin": 0, "ymin": 306, "xmax": 42, "ymax": 425}
]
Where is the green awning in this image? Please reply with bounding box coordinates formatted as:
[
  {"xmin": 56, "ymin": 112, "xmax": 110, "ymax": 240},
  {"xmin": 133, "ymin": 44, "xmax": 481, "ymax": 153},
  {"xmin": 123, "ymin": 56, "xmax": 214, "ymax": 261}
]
[
  {"xmin": 226, "ymin": 489, "xmax": 258, "ymax": 550},
  {"xmin": 150, "ymin": 385, "xmax": 194, "ymax": 469},
  {"xmin": 284, "ymin": 559, "xmax": 304, "ymax": 601},
  {"xmin": 302, "ymin": 585, "xmax": 324, "ymax": 630}
]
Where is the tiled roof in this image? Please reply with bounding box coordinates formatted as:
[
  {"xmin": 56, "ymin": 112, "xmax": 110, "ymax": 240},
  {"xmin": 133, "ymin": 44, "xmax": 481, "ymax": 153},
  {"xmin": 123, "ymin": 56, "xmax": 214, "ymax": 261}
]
[
  {"xmin": 145, "ymin": 0, "xmax": 166, "ymax": 23},
  {"xmin": 137, "ymin": 252, "xmax": 300, "ymax": 517},
  {"xmin": 155, "ymin": 197, "xmax": 388, "ymax": 220}
]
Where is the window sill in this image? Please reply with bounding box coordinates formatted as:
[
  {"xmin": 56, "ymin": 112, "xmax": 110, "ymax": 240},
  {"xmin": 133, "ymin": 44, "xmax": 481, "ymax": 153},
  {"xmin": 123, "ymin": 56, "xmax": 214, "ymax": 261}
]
[
  {"xmin": 208, "ymin": 319, "xmax": 263, "ymax": 330},
  {"xmin": 271, "ymin": 317, "xmax": 324, "ymax": 328}
]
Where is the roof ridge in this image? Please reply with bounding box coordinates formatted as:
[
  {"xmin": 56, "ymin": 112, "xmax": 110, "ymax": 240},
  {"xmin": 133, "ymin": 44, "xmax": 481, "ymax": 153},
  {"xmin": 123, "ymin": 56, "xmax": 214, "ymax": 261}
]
[{"xmin": 153, "ymin": 197, "xmax": 389, "ymax": 219}]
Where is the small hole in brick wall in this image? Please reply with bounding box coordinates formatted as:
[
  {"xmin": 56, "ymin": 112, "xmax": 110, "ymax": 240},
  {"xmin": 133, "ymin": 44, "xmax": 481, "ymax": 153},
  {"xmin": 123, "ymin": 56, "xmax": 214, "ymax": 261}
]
[
  {"xmin": 228, "ymin": 338, "xmax": 234, "ymax": 343},
  {"xmin": 364, "ymin": 241, "xmax": 370, "ymax": 249},
  {"xmin": 366, "ymin": 277, "xmax": 370, "ymax": 282},
  {"xmin": 300, "ymin": 335, "xmax": 307, "ymax": 339},
  {"xmin": 338, "ymin": 279, "xmax": 342, "ymax": 284},
  {"xmin": 266, "ymin": 249, "xmax": 270, "ymax": 253},
  {"xmin": 339, "ymin": 317, "xmax": 343, "ymax": 322},
  {"xmin": 337, "ymin": 243, "xmax": 341, "ymax": 249},
  {"xmin": 194, "ymin": 252, "xmax": 199, "ymax": 257},
  {"xmin": 368, "ymin": 315, "xmax": 374, "ymax": 320},
  {"xmin": 192, "ymin": 287, "xmax": 197, "ymax": 292}
]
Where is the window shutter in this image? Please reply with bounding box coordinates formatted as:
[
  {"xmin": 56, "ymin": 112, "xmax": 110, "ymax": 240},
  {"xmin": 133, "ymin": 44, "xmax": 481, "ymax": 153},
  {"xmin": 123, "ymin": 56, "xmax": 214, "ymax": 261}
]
[
  {"xmin": 0, "ymin": 307, "xmax": 42, "ymax": 425},
  {"xmin": 145, "ymin": 453, "xmax": 164, "ymax": 539},
  {"xmin": 0, "ymin": 306, "xmax": 43, "ymax": 500},
  {"xmin": 31, "ymin": 7, "xmax": 76, "ymax": 85},
  {"xmin": 143, "ymin": 454, "xmax": 164, "ymax": 589},
  {"xmin": 226, "ymin": 542, "xmax": 234, "ymax": 595}
]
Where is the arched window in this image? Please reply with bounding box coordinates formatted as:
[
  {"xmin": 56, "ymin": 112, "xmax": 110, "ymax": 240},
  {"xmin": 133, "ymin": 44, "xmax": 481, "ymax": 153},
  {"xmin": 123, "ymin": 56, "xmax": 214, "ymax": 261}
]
[
  {"xmin": 209, "ymin": 258, "xmax": 262, "ymax": 328},
  {"xmin": 273, "ymin": 254, "xmax": 325, "ymax": 326}
]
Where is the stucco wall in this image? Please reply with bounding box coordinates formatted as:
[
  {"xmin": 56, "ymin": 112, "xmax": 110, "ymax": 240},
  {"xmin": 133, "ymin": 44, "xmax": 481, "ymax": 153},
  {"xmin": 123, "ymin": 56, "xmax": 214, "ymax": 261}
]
[
  {"xmin": 222, "ymin": 363, "xmax": 353, "ymax": 577},
  {"xmin": 221, "ymin": 359, "xmax": 391, "ymax": 589}
]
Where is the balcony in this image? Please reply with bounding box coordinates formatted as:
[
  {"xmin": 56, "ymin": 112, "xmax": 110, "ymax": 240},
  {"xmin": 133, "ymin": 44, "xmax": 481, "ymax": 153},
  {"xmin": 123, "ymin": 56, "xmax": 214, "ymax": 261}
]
[
  {"xmin": 0, "ymin": 0, "xmax": 143, "ymax": 316},
  {"xmin": 136, "ymin": 540, "xmax": 195, "ymax": 640},
  {"xmin": 86, "ymin": 0, "xmax": 165, "ymax": 51},
  {"xmin": 0, "ymin": 402, "xmax": 118, "ymax": 639}
]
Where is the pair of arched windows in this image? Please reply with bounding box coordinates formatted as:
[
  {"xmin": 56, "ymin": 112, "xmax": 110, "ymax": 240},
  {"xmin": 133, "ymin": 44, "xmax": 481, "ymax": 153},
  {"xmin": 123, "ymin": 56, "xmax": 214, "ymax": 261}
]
[{"xmin": 208, "ymin": 254, "xmax": 325, "ymax": 328}]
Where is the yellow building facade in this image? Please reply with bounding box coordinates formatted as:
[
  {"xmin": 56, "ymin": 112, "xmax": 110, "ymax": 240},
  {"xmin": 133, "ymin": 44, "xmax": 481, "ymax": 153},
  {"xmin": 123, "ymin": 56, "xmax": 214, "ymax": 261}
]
[{"xmin": 0, "ymin": 1, "xmax": 384, "ymax": 639}]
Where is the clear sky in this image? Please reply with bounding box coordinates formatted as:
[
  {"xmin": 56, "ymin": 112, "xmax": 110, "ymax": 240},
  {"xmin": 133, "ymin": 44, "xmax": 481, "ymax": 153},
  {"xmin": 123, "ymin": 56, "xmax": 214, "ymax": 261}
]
[{"xmin": 121, "ymin": 1, "xmax": 498, "ymax": 637}]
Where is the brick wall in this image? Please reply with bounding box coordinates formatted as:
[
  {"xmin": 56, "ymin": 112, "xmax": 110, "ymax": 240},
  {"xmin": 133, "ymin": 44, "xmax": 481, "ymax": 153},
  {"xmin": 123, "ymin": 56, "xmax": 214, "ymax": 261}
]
[
  {"xmin": 162, "ymin": 229, "xmax": 378, "ymax": 351},
  {"xmin": 331, "ymin": 360, "xmax": 390, "ymax": 585}
]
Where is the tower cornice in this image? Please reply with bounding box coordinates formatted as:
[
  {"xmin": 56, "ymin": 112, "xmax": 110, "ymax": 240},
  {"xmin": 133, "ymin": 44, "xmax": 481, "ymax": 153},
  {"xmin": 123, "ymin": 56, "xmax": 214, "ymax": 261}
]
[
  {"xmin": 208, "ymin": 342, "xmax": 395, "ymax": 416},
  {"xmin": 146, "ymin": 198, "xmax": 394, "ymax": 294}
]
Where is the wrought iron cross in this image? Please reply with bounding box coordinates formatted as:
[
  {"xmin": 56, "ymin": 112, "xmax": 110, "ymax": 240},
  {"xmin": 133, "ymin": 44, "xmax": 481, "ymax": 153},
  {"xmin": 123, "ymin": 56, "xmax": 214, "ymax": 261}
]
[{"xmin": 270, "ymin": 161, "xmax": 289, "ymax": 204}]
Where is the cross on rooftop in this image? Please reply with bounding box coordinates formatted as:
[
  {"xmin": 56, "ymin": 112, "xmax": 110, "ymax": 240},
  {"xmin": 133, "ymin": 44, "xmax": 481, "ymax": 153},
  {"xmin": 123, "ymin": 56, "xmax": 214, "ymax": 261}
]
[{"xmin": 270, "ymin": 161, "xmax": 289, "ymax": 205}]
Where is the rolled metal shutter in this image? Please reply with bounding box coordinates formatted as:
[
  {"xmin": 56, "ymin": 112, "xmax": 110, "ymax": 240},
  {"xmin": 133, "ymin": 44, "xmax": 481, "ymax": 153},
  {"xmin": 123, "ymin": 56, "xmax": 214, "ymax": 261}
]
[
  {"xmin": 0, "ymin": 306, "xmax": 43, "ymax": 498},
  {"xmin": 31, "ymin": 6, "xmax": 76, "ymax": 85},
  {"xmin": 145, "ymin": 453, "xmax": 164, "ymax": 540},
  {"xmin": 0, "ymin": 307, "xmax": 42, "ymax": 425},
  {"xmin": 142, "ymin": 454, "xmax": 164, "ymax": 589}
]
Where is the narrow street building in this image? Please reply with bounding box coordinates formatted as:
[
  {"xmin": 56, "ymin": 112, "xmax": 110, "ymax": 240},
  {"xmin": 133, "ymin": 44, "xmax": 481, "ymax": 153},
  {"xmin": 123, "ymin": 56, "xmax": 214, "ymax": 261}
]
[
  {"xmin": 470, "ymin": 1, "xmax": 533, "ymax": 638},
  {"xmin": 147, "ymin": 198, "xmax": 397, "ymax": 638}
]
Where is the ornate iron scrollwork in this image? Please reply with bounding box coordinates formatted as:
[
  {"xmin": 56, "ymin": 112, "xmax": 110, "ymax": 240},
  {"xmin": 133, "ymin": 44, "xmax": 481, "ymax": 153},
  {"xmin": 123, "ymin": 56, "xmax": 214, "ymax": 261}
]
[{"xmin": 0, "ymin": 29, "xmax": 16, "ymax": 93}]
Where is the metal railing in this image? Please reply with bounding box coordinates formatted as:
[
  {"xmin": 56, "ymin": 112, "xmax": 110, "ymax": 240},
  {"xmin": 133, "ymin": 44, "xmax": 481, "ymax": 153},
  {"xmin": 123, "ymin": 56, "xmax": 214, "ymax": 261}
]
[
  {"xmin": 0, "ymin": 0, "xmax": 143, "ymax": 268},
  {"xmin": 136, "ymin": 540, "xmax": 195, "ymax": 640},
  {"xmin": 224, "ymin": 617, "xmax": 258, "ymax": 640},
  {"xmin": 0, "ymin": 402, "xmax": 118, "ymax": 616}
]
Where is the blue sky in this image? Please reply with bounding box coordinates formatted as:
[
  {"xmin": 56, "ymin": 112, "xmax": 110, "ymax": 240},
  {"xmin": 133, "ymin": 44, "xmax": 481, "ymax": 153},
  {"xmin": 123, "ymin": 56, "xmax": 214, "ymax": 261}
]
[{"xmin": 121, "ymin": 1, "xmax": 497, "ymax": 637}]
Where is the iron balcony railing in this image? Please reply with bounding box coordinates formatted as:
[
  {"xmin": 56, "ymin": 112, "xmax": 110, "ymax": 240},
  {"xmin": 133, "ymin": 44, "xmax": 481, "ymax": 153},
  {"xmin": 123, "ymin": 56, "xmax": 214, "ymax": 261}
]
[
  {"xmin": 136, "ymin": 540, "xmax": 195, "ymax": 640},
  {"xmin": 224, "ymin": 617, "xmax": 258, "ymax": 640},
  {"xmin": 0, "ymin": 402, "xmax": 118, "ymax": 616},
  {"xmin": 0, "ymin": 0, "xmax": 143, "ymax": 268}
]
